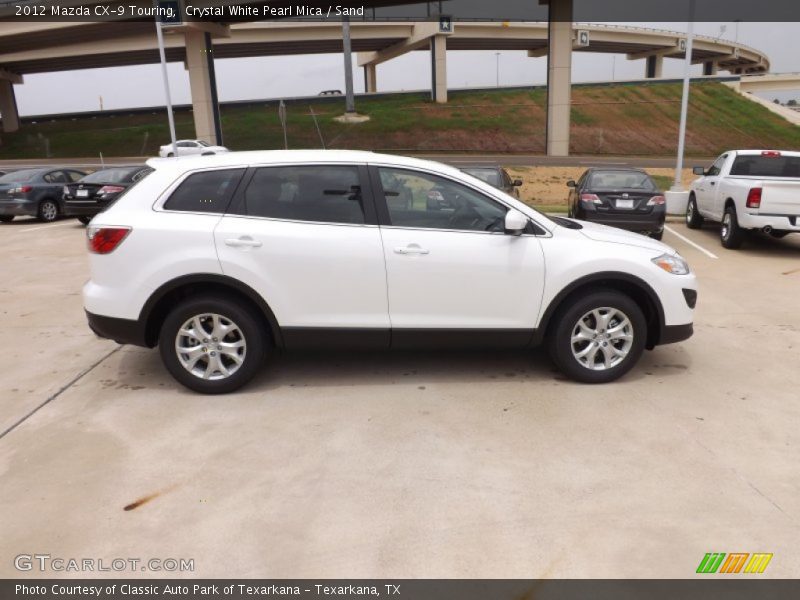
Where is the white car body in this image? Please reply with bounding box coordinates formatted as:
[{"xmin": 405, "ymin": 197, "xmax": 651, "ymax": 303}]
[
  {"xmin": 689, "ymin": 149, "xmax": 800, "ymax": 238},
  {"xmin": 158, "ymin": 139, "xmax": 229, "ymax": 158},
  {"xmin": 83, "ymin": 150, "xmax": 696, "ymax": 392}
]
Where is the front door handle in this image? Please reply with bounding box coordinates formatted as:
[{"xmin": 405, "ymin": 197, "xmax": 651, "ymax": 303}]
[
  {"xmin": 394, "ymin": 244, "xmax": 429, "ymax": 255},
  {"xmin": 225, "ymin": 236, "xmax": 262, "ymax": 248}
]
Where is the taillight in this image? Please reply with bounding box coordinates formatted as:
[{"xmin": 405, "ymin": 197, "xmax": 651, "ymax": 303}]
[
  {"xmin": 87, "ymin": 226, "xmax": 131, "ymax": 254},
  {"xmin": 761, "ymin": 150, "xmax": 781, "ymax": 157},
  {"xmin": 647, "ymin": 195, "xmax": 666, "ymax": 206},
  {"xmin": 746, "ymin": 187, "xmax": 762, "ymax": 208},
  {"xmin": 580, "ymin": 193, "xmax": 602, "ymax": 204},
  {"xmin": 9, "ymin": 185, "xmax": 32, "ymax": 194},
  {"xmin": 98, "ymin": 185, "xmax": 125, "ymax": 195},
  {"xmin": 63, "ymin": 186, "xmax": 70, "ymax": 195}
]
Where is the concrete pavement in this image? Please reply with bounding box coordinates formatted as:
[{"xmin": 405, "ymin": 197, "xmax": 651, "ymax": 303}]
[{"xmin": 0, "ymin": 216, "xmax": 798, "ymax": 578}]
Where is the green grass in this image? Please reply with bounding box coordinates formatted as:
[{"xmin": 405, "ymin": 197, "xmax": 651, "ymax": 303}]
[{"xmin": 2, "ymin": 82, "xmax": 799, "ymax": 159}]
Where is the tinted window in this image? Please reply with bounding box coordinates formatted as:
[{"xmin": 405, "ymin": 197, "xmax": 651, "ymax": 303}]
[
  {"xmin": 66, "ymin": 170, "xmax": 85, "ymax": 182},
  {"xmin": 43, "ymin": 171, "xmax": 68, "ymax": 183},
  {"xmin": 164, "ymin": 169, "xmax": 244, "ymax": 213},
  {"xmin": 82, "ymin": 168, "xmax": 137, "ymax": 183},
  {"xmin": 588, "ymin": 170, "xmax": 657, "ymax": 191},
  {"xmin": 0, "ymin": 169, "xmax": 40, "ymax": 183},
  {"xmin": 707, "ymin": 155, "xmax": 727, "ymax": 176},
  {"xmin": 463, "ymin": 168, "xmax": 501, "ymax": 188},
  {"xmin": 238, "ymin": 166, "xmax": 365, "ymax": 225},
  {"xmin": 730, "ymin": 155, "xmax": 800, "ymax": 177},
  {"xmin": 378, "ymin": 168, "xmax": 508, "ymax": 232}
]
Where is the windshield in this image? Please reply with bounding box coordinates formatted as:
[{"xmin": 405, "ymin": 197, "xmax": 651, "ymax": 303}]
[
  {"xmin": 730, "ymin": 155, "xmax": 800, "ymax": 177},
  {"xmin": 463, "ymin": 168, "xmax": 502, "ymax": 187},
  {"xmin": 588, "ymin": 171, "xmax": 656, "ymax": 191},
  {"xmin": 81, "ymin": 168, "xmax": 138, "ymax": 183},
  {"xmin": 0, "ymin": 169, "xmax": 40, "ymax": 183}
]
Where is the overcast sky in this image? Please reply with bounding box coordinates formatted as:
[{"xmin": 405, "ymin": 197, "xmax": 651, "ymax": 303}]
[{"xmin": 13, "ymin": 21, "xmax": 800, "ymax": 116}]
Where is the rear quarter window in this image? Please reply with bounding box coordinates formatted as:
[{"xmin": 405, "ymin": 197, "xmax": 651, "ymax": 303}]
[{"xmin": 164, "ymin": 169, "xmax": 245, "ymax": 213}]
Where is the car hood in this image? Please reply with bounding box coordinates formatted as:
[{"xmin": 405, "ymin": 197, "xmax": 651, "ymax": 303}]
[{"xmin": 573, "ymin": 219, "xmax": 674, "ymax": 254}]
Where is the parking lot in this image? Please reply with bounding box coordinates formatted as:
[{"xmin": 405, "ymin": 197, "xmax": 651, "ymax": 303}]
[{"xmin": 0, "ymin": 215, "xmax": 798, "ymax": 578}]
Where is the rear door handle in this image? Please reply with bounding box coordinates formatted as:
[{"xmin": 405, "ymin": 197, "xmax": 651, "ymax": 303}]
[
  {"xmin": 225, "ymin": 236, "xmax": 262, "ymax": 248},
  {"xmin": 394, "ymin": 244, "xmax": 429, "ymax": 255}
]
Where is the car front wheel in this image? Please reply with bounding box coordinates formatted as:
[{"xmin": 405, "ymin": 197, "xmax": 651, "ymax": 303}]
[
  {"xmin": 0, "ymin": 215, "xmax": 13, "ymax": 223},
  {"xmin": 159, "ymin": 296, "xmax": 267, "ymax": 394},
  {"xmin": 548, "ymin": 290, "xmax": 646, "ymax": 384},
  {"xmin": 38, "ymin": 199, "xmax": 59, "ymax": 222}
]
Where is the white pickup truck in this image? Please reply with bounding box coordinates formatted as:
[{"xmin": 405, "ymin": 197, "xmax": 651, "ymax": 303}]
[{"xmin": 686, "ymin": 150, "xmax": 800, "ymax": 249}]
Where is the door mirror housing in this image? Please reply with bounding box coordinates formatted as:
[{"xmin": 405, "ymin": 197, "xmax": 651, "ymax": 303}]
[
  {"xmin": 504, "ymin": 209, "xmax": 528, "ymax": 236},
  {"xmin": 566, "ymin": 180, "xmax": 576, "ymax": 188},
  {"xmin": 692, "ymin": 166, "xmax": 706, "ymax": 176},
  {"xmin": 512, "ymin": 178, "xmax": 523, "ymax": 187}
]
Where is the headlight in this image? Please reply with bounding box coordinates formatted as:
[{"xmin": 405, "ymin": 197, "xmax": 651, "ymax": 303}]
[{"xmin": 652, "ymin": 253, "xmax": 690, "ymax": 275}]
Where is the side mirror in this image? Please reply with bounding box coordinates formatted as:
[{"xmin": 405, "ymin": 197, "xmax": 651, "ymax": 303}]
[
  {"xmin": 512, "ymin": 179, "xmax": 523, "ymax": 187},
  {"xmin": 566, "ymin": 180, "xmax": 576, "ymax": 188},
  {"xmin": 504, "ymin": 209, "xmax": 528, "ymax": 236},
  {"xmin": 692, "ymin": 166, "xmax": 706, "ymax": 176}
]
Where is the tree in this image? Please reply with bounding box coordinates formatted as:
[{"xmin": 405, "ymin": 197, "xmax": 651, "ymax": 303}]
[{"xmin": 788, "ymin": 99, "xmax": 798, "ymax": 107}]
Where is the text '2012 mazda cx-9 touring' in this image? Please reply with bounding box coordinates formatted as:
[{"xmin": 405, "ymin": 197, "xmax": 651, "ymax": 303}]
[{"xmin": 83, "ymin": 151, "xmax": 696, "ymax": 394}]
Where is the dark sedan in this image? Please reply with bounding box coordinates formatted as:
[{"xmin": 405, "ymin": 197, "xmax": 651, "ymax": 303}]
[
  {"xmin": 567, "ymin": 168, "xmax": 666, "ymax": 240},
  {"xmin": 461, "ymin": 166, "xmax": 523, "ymax": 198},
  {"xmin": 0, "ymin": 167, "xmax": 87, "ymax": 223},
  {"xmin": 63, "ymin": 166, "xmax": 153, "ymax": 224}
]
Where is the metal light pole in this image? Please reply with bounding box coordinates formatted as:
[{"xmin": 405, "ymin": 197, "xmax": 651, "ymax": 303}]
[
  {"xmin": 342, "ymin": 16, "xmax": 356, "ymax": 114},
  {"xmin": 495, "ymin": 52, "xmax": 500, "ymax": 87},
  {"xmin": 154, "ymin": 10, "xmax": 177, "ymax": 157},
  {"xmin": 673, "ymin": 0, "xmax": 695, "ymax": 191}
]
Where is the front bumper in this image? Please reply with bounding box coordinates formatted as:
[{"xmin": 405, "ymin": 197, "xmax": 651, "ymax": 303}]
[
  {"xmin": 659, "ymin": 323, "xmax": 693, "ymax": 345},
  {"xmin": 0, "ymin": 199, "xmax": 37, "ymax": 216}
]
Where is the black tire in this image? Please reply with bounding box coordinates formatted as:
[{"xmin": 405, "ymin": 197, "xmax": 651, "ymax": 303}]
[
  {"xmin": 158, "ymin": 295, "xmax": 268, "ymax": 394},
  {"xmin": 77, "ymin": 216, "xmax": 92, "ymax": 225},
  {"xmin": 720, "ymin": 204, "xmax": 745, "ymax": 249},
  {"xmin": 547, "ymin": 289, "xmax": 647, "ymax": 384},
  {"xmin": 167, "ymin": 152, "xmax": 174, "ymax": 158},
  {"xmin": 0, "ymin": 215, "xmax": 13, "ymax": 223},
  {"xmin": 685, "ymin": 195, "xmax": 704, "ymax": 229},
  {"xmin": 38, "ymin": 198, "xmax": 59, "ymax": 222},
  {"xmin": 649, "ymin": 230, "xmax": 664, "ymax": 241}
]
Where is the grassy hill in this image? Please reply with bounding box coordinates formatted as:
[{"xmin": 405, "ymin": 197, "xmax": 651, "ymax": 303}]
[{"xmin": 2, "ymin": 81, "xmax": 799, "ymax": 159}]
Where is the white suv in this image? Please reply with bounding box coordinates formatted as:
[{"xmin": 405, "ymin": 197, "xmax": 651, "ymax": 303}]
[{"xmin": 83, "ymin": 150, "xmax": 697, "ymax": 394}]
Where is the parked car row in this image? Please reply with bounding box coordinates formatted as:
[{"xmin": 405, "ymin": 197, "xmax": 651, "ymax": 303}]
[{"xmin": 0, "ymin": 165, "xmax": 152, "ymax": 224}]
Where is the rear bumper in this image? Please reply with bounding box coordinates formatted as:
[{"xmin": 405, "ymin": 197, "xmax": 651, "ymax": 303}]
[
  {"xmin": 580, "ymin": 211, "xmax": 665, "ymax": 232},
  {"xmin": 0, "ymin": 199, "xmax": 37, "ymax": 216},
  {"xmin": 86, "ymin": 311, "xmax": 149, "ymax": 347},
  {"xmin": 739, "ymin": 212, "xmax": 800, "ymax": 231},
  {"xmin": 64, "ymin": 204, "xmax": 101, "ymax": 217}
]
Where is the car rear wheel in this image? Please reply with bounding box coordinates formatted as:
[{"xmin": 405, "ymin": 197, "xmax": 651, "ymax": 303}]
[
  {"xmin": 77, "ymin": 216, "xmax": 92, "ymax": 225},
  {"xmin": 685, "ymin": 196, "xmax": 704, "ymax": 229},
  {"xmin": 649, "ymin": 230, "xmax": 664, "ymax": 241},
  {"xmin": 159, "ymin": 295, "xmax": 267, "ymax": 394},
  {"xmin": 720, "ymin": 205, "xmax": 745, "ymax": 249},
  {"xmin": 0, "ymin": 215, "xmax": 13, "ymax": 223},
  {"xmin": 167, "ymin": 152, "xmax": 174, "ymax": 158},
  {"xmin": 38, "ymin": 199, "xmax": 58, "ymax": 222},
  {"xmin": 547, "ymin": 290, "xmax": 646, "ymax": 384}
]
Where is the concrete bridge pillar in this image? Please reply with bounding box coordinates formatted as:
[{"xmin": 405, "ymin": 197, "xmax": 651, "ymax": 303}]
[
  {"xmin": 546, "ymin": 0, "xmax": 573, "ymax": 156},
  {"xmin": 0, "ymin": 79, "xmax": 20, "ymax": 133},
  {"xmin": 646, "ymin": 55, "xmax": 664, "ymax": 79},
  {"xmin": 184, "ymin": 29, "xmax": 222, "ymax": 145},
  {"xmin": 364, "ymin": 64, "xmax": 377, "ymax": 93},
  {"xmin": 430, "ymin": 34, "xmax": 448, "ymax": 104},
  {"xmin": 703, "ymin": 61, "xmax": 718, "ymax": 76}
]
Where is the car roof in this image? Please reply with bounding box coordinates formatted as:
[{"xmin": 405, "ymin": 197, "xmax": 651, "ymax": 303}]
[
  {"xmin": 585, "ymin": 167, "xmax": 648, "ymax": 173},
  {"xmin": 146, "ymin": 149, "xmax": 464, "ymax": 178}
]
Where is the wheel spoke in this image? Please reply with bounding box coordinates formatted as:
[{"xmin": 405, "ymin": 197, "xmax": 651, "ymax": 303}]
[{"xmin": 176, "ymin": 312, "xmax": 247, "ymax": 381}]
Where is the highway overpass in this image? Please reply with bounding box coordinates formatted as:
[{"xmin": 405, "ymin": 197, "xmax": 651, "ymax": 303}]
[{"xmin": 0, "ymin": 2, "xmax": 771, "ymax": 155}]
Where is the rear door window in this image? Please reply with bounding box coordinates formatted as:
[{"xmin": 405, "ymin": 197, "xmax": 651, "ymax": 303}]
[
  {"xmin": 234, "ymin": 165, "xmax": 366, "ymax": 225},
  {"xmin": 164, "ymin": 169, "xmax": 245, "ymax": 213}
]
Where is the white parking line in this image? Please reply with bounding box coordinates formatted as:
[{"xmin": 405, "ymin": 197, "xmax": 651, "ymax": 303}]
[
  {"xmin": 17, "ymin": 221, "xmax": 78, "ymax": 234},
  {"xmin": 664, "ymin": 225, "xmax": 718, "ymax": 259}
]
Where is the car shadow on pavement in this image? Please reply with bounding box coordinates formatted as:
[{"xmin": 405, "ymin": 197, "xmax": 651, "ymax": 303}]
[{"xmin": 114, "ymin": 343, "xmax": 693, "ymax": 396}]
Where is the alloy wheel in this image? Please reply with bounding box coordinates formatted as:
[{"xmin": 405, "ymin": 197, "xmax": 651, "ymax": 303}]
[
  {"xmin": 570, "ymin": 307, "xmax": 634, "ymax": 371},
  {"xmin": 174, "ymin": 313, "xmax": 247, "ymax": 381}
]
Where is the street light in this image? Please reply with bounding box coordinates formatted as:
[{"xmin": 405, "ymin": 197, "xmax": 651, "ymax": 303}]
[{"xmin": 495, "ymin": 52, "xmax": 500, "ymax": 87}]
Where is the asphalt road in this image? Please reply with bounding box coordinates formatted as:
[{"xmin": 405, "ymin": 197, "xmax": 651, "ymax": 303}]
[{"xmin": 1, "ymin": 217, "xmax": 798, "ymax": 578}]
